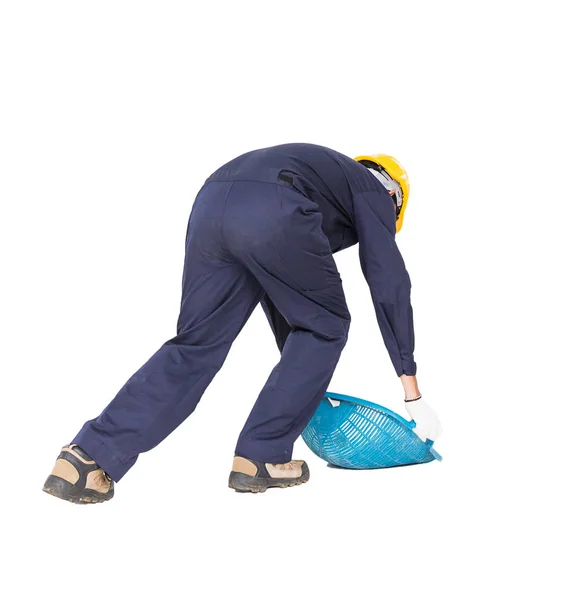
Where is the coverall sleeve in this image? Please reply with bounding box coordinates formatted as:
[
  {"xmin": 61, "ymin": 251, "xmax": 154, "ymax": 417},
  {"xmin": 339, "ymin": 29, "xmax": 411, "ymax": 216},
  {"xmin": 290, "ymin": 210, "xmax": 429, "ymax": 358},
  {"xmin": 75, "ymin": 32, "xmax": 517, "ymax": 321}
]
[{"xmin": 353, "ymin": 190, "xmax": 417, "ymax": 376}]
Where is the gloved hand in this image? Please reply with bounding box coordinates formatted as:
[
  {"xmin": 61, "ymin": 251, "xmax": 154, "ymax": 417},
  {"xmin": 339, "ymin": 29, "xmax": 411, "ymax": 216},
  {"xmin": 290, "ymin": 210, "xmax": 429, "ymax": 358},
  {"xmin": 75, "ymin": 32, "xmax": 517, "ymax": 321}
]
[{"xmin": 404, "ymin": 396, "xmax": 443, "ymax": 442}]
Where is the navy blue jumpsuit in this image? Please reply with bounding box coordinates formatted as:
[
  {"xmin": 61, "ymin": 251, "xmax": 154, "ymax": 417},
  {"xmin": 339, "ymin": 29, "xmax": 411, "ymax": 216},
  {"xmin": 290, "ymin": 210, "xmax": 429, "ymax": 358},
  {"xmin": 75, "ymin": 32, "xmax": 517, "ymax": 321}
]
[{"xmin": 72, "ymin": 143, "xmax": 416, "ymax": 481}]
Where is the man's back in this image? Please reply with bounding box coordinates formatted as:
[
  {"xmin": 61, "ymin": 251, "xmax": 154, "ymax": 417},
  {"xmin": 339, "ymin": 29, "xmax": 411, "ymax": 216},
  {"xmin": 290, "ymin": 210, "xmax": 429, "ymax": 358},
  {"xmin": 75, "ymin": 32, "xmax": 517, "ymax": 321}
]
[{"xmin": 207, "ymin": 142, "xmax": 391, "ymax": 253}]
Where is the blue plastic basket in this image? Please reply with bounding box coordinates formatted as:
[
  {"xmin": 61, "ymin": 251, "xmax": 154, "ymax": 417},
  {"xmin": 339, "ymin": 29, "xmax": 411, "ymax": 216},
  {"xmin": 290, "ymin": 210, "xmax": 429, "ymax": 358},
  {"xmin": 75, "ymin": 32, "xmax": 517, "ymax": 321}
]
[{"xmin": 302, "ymin": 392, "xmax": 442, "ymax": 469}]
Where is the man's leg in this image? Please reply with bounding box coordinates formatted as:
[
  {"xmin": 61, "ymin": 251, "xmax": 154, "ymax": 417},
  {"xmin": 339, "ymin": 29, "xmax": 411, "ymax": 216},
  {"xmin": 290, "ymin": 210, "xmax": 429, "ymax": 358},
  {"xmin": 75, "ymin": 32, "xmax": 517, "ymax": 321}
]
[
  {"xmin": 232, "ymin": 184, "xmax": 351, "ymax": 465},
  {"xmin": 71, "ymin": 183, "xmax": 263, "ymax": 482},
  {"xmin": 260, "ymin": 293, "xmax": 292, "ymax": 353}
]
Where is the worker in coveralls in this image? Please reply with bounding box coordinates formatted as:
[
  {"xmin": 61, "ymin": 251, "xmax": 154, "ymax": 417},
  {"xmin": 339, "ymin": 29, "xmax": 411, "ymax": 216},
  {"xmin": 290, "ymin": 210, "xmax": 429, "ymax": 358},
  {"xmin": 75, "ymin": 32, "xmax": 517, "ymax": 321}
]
[{"xmin": 43, "ymin": 143, "xmax": 442, "ymax": 502}]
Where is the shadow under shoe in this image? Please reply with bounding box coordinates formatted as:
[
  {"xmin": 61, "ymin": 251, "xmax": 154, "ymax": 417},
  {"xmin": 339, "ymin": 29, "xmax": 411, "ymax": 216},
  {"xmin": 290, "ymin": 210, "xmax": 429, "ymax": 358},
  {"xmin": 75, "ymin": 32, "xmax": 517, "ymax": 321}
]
[
  {"xmin": 229, "ymin": 456, "xmax": 310, "ymax": 493},
  {"xmin": 43, "ymin": 444, "xmax": 114, "ymax": 504}
]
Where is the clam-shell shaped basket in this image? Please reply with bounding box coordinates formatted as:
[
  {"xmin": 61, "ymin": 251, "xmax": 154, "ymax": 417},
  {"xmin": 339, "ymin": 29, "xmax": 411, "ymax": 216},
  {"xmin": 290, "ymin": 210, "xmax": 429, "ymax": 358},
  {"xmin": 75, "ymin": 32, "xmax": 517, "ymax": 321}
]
[{"xmin": 302, "ymin": 392, "xmax": 442, "ymax": 469}]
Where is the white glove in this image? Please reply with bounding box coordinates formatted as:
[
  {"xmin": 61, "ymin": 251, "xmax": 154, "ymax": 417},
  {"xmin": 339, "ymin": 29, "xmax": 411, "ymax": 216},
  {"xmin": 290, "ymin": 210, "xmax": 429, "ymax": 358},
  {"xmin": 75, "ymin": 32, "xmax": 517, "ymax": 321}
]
[{"xmin": 404, "ymin": 397, "xmax": 443, "ymax": 442}]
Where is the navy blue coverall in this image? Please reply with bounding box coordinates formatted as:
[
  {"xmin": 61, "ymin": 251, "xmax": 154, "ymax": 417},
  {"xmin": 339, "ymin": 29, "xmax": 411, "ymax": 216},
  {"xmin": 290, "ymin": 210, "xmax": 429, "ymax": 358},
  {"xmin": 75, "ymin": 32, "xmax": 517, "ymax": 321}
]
[{"xmin": 72, "ymin": 143, "xmax": 416, "ymax": 481}]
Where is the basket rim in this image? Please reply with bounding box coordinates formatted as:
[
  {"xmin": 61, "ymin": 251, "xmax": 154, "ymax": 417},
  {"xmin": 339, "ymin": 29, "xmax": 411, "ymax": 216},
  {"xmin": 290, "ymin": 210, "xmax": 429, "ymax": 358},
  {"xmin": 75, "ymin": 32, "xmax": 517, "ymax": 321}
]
[
  {"xmin": 324, "ymin": 391, "xmax": 414, "ymax": 428},
  {"xmin": 323, "ymin": 391, "xmax": 442, "ymax": 462}
]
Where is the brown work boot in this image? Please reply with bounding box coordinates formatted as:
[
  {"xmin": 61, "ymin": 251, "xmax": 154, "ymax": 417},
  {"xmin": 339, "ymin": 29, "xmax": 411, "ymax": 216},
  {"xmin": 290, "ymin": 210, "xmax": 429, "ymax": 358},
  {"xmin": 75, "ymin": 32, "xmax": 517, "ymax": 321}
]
[
  {"xmin": 42, "ymin": 444, "xmax": 114, "ymax": 504},
  {"xmin": 228, "ymin": 456, "xmax": 310, "ymax": 493}
]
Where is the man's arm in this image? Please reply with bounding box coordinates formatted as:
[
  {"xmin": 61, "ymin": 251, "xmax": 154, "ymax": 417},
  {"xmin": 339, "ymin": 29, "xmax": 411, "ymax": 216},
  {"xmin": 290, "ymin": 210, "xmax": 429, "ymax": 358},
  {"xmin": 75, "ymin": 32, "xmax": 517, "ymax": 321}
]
[
  {"xmin": 352, "ymin": 188, "xmax": 417, "ymax": 377},
  {"xmin": 401, "ymin": 374, "xmax": 421, "ymax": 400},
  {"xmin": 353, "ymin": 187, "xmax": 442, "ymax": 442}
]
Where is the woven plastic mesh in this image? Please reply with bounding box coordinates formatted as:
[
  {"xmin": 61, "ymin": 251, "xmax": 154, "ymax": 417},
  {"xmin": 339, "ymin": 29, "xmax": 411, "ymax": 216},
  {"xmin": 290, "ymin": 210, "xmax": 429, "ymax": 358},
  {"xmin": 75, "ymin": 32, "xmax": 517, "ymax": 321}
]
[{"xmin": 302, "ymin": 398, "xmax": 436, "ymax": 469}]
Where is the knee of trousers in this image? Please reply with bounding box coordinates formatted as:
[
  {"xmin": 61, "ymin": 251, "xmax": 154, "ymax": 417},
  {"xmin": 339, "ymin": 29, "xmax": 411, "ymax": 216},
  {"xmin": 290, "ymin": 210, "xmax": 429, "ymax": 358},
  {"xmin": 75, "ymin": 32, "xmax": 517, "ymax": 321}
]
[
  {"xmin": 164, "ymin": 339, "xmax": 229, "ymax": 372},
  {"xmin": 323, "ymin": 315, "xmax": 351, "ymax": 349},
  {"xmin": 340, "ymin": 316, "xmax": 351, "ymax": 344}
]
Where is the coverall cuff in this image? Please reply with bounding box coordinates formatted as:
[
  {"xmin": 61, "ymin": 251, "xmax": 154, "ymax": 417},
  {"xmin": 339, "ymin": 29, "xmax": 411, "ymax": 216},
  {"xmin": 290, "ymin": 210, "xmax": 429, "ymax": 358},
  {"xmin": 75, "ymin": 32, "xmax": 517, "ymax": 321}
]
[
  {"xmin": 399, "ymin": 359, "xmax": 417, "ymax": 377},
  {"xmin": 235, "ymin": 438, "xmax": 293, "ymax": 465},
  {"xmin": 72, "ymin": 425, "xmax": 135, "ymax": 482}
]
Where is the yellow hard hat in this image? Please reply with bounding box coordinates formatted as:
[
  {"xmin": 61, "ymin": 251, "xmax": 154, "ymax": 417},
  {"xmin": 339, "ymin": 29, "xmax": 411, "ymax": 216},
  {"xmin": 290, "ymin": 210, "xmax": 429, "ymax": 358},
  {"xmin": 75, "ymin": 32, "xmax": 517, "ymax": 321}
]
[{"xmin": 354, "ymin": 154, "xmax": 410, "ymax": 233}]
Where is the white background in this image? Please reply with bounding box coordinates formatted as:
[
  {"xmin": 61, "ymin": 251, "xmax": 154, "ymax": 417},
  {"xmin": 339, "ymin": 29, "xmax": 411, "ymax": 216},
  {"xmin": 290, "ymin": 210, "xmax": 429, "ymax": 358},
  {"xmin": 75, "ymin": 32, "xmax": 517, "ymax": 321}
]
[{"xmin": 1, "ymin": 1, "xmax": 572, "ymax": 599}]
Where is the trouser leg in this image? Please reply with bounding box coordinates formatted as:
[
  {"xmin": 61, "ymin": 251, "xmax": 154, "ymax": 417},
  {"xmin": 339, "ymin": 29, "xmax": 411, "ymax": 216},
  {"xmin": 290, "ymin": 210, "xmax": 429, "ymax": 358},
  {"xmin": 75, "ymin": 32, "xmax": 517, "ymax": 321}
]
[
  {"xmin": 260, "ymin": 293, "xmax": 292, "ymax": 353},
  {"xmin": 73, "ymin": 183, "xmax": 262, "ymax": 481},
  {"xmin": 229, "ymin": 182, "xmax": 351, "ymax": 463}
]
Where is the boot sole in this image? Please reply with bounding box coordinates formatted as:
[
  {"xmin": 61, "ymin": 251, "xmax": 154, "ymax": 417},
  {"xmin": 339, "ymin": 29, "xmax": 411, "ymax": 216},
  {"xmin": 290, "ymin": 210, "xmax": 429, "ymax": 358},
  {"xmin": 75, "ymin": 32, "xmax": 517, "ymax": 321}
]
[
  {"xmin": 228, "ymin": 470, "xmax": 310, "ymax": 493},
  {"xmin": 42, "ymin": 475, "xmax": 114, "ymax": 504}
]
